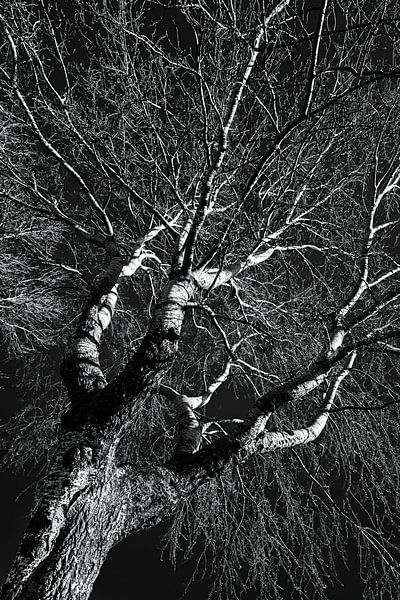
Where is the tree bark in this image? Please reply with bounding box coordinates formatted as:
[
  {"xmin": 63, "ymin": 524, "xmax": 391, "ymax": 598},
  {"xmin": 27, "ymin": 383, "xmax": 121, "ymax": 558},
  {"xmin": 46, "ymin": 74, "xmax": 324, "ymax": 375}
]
[
  {"xmin": 2, "ymin": 446, "xmax": 185, "ymax": 600},
  {"xmin": 2, "ymin": 277, "xmax": 199, "ymax": 600}
]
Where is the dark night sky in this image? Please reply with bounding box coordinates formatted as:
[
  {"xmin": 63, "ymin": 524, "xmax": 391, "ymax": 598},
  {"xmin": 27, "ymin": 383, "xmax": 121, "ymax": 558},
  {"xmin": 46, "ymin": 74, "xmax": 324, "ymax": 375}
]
[{"xmin": 0, "ymin": 2, "xmax": 394, "ymax": 598}]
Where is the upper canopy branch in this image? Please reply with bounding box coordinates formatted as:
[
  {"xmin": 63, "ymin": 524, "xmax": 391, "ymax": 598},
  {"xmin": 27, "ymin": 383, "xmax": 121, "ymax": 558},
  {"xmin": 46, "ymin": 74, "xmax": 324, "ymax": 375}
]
[
  {"xmin": 179, "ymin": 0, "xmax": 290, "ymax": 276},
  {"xmin": 329, "ymin": 152, "xmax": 400, "ymax": 355},
  {"xmin": 3, "ymin": 25, "xmax": 114, "ymax": 238},
  {"xmin": 2, "ymin": 10, "xmax": 181, "ymax": 239}
]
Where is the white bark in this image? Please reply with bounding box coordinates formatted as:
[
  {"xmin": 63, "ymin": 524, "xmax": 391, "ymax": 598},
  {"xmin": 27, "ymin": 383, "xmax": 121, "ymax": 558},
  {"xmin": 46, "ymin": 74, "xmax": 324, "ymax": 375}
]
[
  {"xmin": 161, "ymin": 353, "xmax": 237, "ymax": 457},
  {"xmin": 259, "ymin": 353, "xmax": 356, "ymax": 452}
]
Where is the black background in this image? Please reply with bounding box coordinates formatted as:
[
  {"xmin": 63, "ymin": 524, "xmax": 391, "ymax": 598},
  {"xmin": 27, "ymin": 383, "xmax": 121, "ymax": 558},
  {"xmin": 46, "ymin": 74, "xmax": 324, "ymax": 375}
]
[{"xmin": 0, "ymin": 1, "xmax": 387, "ymax": 597}]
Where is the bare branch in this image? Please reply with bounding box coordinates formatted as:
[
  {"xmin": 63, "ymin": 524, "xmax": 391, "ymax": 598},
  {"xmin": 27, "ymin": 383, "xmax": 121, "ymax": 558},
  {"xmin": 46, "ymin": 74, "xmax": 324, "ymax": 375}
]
[
  {"xmin": 4, "ymin": 27, "xmax": 114, "ymax": 237},
  {"xmin": 258, "ymin": 352, "xmax": 356, "ymax": 452}
]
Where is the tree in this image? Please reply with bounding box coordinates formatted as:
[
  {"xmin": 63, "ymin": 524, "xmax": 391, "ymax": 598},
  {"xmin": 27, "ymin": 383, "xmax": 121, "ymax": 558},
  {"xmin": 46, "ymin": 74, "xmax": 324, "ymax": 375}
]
[{"xmin": 1, "ymin": 0, "xmax": 400, "ymax": 598}]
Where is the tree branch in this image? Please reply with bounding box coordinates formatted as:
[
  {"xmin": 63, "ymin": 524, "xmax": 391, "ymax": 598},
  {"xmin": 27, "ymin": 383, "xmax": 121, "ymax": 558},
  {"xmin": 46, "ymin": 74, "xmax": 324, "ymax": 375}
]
[
  {"xmin": 60, "ymin": 240, "xmax": 125, "ymax": 400},
  {"xmin": 257, "ymin": 352, "xmax": 356, "ymax": 452},
  {"xmin": 4, "ymin": 26, "xmax": 114, "ymax": 238}
]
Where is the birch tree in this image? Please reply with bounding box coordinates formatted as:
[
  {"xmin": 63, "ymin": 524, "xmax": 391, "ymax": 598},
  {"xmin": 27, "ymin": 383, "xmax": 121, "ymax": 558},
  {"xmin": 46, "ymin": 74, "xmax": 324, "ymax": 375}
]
[{"xmin": 1, "ymin": 0, "xmax": 400, "ymax": 598}]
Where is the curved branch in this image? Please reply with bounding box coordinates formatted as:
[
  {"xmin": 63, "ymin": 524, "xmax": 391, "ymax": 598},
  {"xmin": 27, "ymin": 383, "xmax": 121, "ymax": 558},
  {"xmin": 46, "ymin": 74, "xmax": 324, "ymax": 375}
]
[
  {"xmin": 60, "ymin": 241, "xmax": 125, "ymax": 400},
  {"xmin": 258, "ymin": 352, "xmax": 356, "ymax": 452}
]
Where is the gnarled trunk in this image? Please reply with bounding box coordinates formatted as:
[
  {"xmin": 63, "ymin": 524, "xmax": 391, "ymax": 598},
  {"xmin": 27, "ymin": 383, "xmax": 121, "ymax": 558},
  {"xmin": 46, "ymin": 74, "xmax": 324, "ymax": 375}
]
[
  {"xmin": 2, "ymin": 453, "xmax": 183, "ymax": 600},
  {"xmin": 2, "ymin": 278, "xmax": 198, "ymax": 600}
]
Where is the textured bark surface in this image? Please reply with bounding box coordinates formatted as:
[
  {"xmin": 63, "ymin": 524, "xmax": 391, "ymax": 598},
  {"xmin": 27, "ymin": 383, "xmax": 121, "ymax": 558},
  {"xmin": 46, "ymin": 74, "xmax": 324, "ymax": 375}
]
[
  {"xmin": 2, "ymin": 446, "xmax": 185, "ymax": 600},
  {"xmin": 0, "ymin": 268, "xmax": 356, "ymax": 600},
  {"xmin": 1, "ymin": 277, "xmax": 199, "ymax": 600}
]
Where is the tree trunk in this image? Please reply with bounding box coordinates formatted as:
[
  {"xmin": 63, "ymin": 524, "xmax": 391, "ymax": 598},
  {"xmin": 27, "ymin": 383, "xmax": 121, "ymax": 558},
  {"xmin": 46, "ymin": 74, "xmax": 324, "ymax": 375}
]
[
  {"xmin": 2, "ymin": 454, "xmax": 183, "ymax": 600},
  {"xmin": 1, "ymin": 278, "xmax": 202, "ymax": 600}
]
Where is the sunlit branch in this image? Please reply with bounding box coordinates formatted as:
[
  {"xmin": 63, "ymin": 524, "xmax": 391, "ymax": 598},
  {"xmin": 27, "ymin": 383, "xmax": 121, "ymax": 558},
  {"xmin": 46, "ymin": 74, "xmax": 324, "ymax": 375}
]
[
  {"xmin": 187, "ymin": 302, "xmax": 236, "ymax": 358},
  {"xmin": 245, "ymin": 70, "xmax": 400, "ymax": 201},
  {"xmin": 326, "ymin": 399, "xmax": 400, "ymax": 413},
  {"xmin": 106, "ymin": 16, "xmax": 199, "ymax": 76},
  {"xmin": 336, "ymin": 169, "xmax": 400, "ymax": 326},
  {"xmin": 122, "ymin": 213, "xmax": 181, "ymax": 277},
  {"xmin": 160, "ymin": 341, "xmax": 242, "ymax": 457},
  {"xmin": 171, "ymin": 215, "xmax": 193, "ymax": 277},
  {"xmin": 193, "ymin": 327, "xmax": 400, "ymax": 466},
  {"xmin": 325, "ymin": 155, "xmax": 400, "ymax": 355},
  {"xmin": 302, "ymin": 0, "xmax": 329, "ymax": 117},
  {"xmin": 193, "ymin": 242, "xmax": 333, "ymax": 291},
  {"xmin": 346, "ymin": 289, "xmax": 400, "ymax": 330},
  {"xmin": 0, "ymin": 190, "xmax": 103, "ymax": 247},
  {"xmin": 374, "ymin": 341, "xmax": 400, "ymax": 355},
  {"xmin": 6, "ymin": 17, "xmax": 179, "ymax": 238},
  {"xmin": 60, "ymin": 240, "xmax": 125, "ymax": 399}
]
